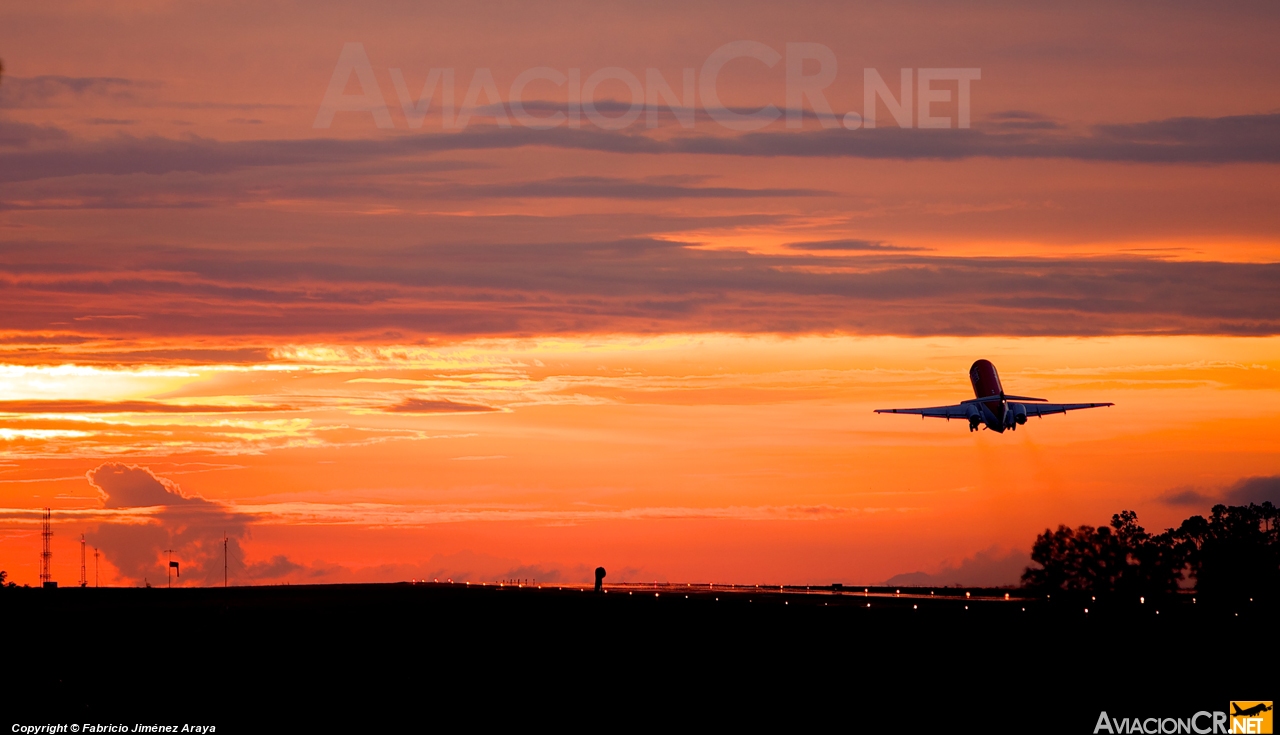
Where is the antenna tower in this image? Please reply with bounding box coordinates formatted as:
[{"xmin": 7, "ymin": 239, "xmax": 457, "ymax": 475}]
[
  {"xmin": 39, "ymin": 508, "xmax": 52, "ymax": 586},
  {"xmin": 223, "ymin": 533, "xmax": 228, "ymax": 588},
  {"xmin": 79, "ymin": 534, "xmax": 87, "ymax": 587},
  {"xmin": 164, "ymin": 549, "xmax": 175, "ymax": 588},
  {"xmin": 94, "ymin": 547, "xmax": 100, "ymax": 587}
]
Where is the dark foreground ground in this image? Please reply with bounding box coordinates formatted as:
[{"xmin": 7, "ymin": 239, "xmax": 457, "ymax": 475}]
[{"xmin": 4, "ymin": 582, "xmax": 1271, "ymax": 731}]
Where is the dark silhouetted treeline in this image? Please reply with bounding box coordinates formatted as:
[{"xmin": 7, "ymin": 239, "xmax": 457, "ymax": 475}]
[{"xmin": 1022, "ymin": 503, "xmax": 1279, "ymax": 605}]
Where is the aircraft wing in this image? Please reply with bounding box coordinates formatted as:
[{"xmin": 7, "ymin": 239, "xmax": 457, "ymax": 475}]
[
  {"xmin": 1012, "ymin": 401, "xmax": 1113, "ymax": 417},
  {"xmin": 873, "ymin": 404, "xmax": 973, "ymax": 419},
  {"xmin": 874, "ymin": 401, "xmax": 1114, "ymax": 420}
]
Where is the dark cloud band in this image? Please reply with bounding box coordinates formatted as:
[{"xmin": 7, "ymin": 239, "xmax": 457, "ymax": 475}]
[
  {"xmin": 1, "ymin": 240, "xmax": 1276, "ymax": 344},
  {"xmin": 1, "ymin": 112, "xmax": 1278, "ymax": 183}
]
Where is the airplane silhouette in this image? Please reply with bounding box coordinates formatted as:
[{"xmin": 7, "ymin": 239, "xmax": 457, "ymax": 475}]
[
  {"xmin": 875, "ymin": 359, "xmax": 1112, "ymax": 433},
  {"xmin": 1232, "ymin": 703, "xmax": 1272, "ymax": 717}
]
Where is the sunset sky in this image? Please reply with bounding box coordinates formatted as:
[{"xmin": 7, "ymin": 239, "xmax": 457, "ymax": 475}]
[{"xmin": 1, "ymin": 1, "xmax": 1277, "ymax": 588}]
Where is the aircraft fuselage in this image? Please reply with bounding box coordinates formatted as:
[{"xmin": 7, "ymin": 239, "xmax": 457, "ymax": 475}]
[{"xmin": 970, "ymin": 359, "xmax": 1010, "ymax": 432}]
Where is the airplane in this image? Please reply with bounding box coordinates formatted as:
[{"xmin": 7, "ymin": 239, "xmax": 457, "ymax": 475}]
[
  {"xmin": 1232, "ymin": 703, "xmax": 1272, "ymax": 717},
  {"xmin": 874, "ymin": 359, "xmax": 1113, "ymax": 433}
]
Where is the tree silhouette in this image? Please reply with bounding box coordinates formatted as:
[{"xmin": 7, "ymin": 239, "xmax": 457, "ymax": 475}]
[
  {"xmin": 1023, "ymin": 503, "xmax": 1278, "ymax": 604},
  {"xmin": 1175, "ymin": 502, "xmax": 1279, "ymax": 604}
]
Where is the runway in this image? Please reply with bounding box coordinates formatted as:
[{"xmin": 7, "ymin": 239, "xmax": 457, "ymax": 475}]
[{"xmin": 5, "ymin": 580, "xmax": 1266, "ymax": 730}]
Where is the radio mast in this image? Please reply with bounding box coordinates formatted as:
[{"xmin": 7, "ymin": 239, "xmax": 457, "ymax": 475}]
[
  {"xmin": 79, "ymin": 534, "xmax": 87, "ymax": 587},
  {"xmin": 39, "ymin": 508, "xmax": 52, "ymax": 587}
]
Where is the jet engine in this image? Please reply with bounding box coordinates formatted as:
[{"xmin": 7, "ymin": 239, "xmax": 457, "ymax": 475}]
[
  {"xmin": 966, "ymin": 405, "xmax": 982, "ymax": 432},
  {"xmin": 1009, "ymin": 404, "xmax": 1028, "ymax": 430}
]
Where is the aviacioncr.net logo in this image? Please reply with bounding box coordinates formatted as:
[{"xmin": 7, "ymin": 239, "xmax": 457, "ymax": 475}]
[{"xmin": 1094, "ymin": 703, "xmax": 1272, "ymax": 734}]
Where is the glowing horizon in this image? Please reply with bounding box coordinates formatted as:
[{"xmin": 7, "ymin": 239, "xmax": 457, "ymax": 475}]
[{"xmin": 3, "ymin": 333, "xmax": 1277, "ymax": 587}]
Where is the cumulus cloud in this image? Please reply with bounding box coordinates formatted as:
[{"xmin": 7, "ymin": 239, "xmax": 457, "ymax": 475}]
[
  {"xmin": 1156, "ymin": 487, "xmax": 1218, "ymax": 507},
  {"xmin": 1156, "ymin": 475, "xmax": 1280, "ymax": 508},
  {"xmin": 1223, "ymin": 476, "xmax": 1280, "ymax": 506},
  {"xmin": 79, "ymin": 467, "xmax": 612, "ymax": 587},
  {"xmin": 89, "ymin": 463, "xmax": 199, "ymax": 509},
  {"xmin": 884, "ymin": 547, "xmax": 1031, "ymax": 587},
  {"xmin": 84, "ymin": 463, "xmax": 300, "ymax": 586}
]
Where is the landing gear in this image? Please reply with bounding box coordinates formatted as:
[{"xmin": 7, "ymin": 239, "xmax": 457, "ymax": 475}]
[{"xmin": 968, "ymin": 417, "xmax": 981, "ymax": 433}]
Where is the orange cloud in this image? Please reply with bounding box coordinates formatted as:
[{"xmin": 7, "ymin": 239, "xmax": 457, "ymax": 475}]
[{"xmin": 83, "ymin": 463, "xmax": 302, "ymax": 586}]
